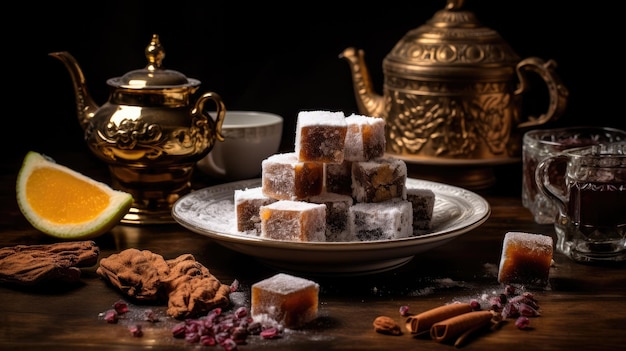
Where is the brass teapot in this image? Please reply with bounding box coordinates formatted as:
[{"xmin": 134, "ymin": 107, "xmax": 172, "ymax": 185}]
[
  {"xmin": 341, "ymin": 0, "xmax": 568, "ymax": 185},
  {"xmin": 50, "ymin": 34, "xmax": 226, "ymax": 224}
]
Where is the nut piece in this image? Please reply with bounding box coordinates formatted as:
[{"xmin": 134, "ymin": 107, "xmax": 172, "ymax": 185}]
[{"xmin": 373, "ymin": 316, "xmax": 403, "ymax": 336}]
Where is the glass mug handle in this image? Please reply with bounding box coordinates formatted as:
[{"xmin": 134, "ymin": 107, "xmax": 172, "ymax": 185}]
[{"xmin": 535, "ymin": 154, "xmax": 569, "ymax": 213}]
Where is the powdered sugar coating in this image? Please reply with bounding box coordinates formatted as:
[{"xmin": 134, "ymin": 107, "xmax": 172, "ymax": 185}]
[
  {"xmin": 407, "ymin": 188, "xmax": 436, "ymax": 232},
  {"xmin": 498, "ymin": 231, "xmax": 553, "ymax": 287},
  {"xmin": 295, "ymin": 110, "xmax": 346, "ymax": 126},
  {"xmin": 344, "ymin": 114, "xmax": 386, "ymax": 162},
  {"xmin": 349, "ymin": 199, "xmax": 413, "ymax": 241},
  {"xmin": 251, "ymin": 273, "xmax": 319, "ymax": 329},
  {"xmin": 351, "ymin": 157, "xmax": 407, "ymax": 202},
  {"xmin": 261, "ymin": 153, "xmax": 324, "ymax": 200},
  {"xmin": 308, "ymin": 192, "xmax": 354, "ymax": 242},
  {"xmin": 234, "ymin": 187, "xmax": 277, "ymax": 234},
  {"xmin": 295, "ymin": 111, "xmax": 347, "ymax": 163},
  {"xmin": 260, "ymin": 200, "xmax": 326, "ymax": 242}
]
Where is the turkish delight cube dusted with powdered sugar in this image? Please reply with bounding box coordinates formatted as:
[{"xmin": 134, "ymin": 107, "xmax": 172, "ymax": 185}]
[
  {"xmin": 307, "ymin": 192, "xmax": 355, "ymax": 242},
  {"xmin": 498, "ymin": 231, "xmax": 553, "ymax": 288},
  {"xmin": 234, "ymin": 187, "xmax": 277, "ymax": 234},
  {"xmin": 351, "ymin": 157, "xmax": 407, "ymax": 203},
  {"xmin": 251, "ymin": 273, "xmax": 319, "ymax": 329},
  {"xmin": 260, "ymin": 200, "xmax": 326, "ymax": 242},
  {"xmin": 406, "ymin": 188, "xmax": 435, "ymax": 232},
  {"xmin": 344, "ymin": 114, "xmax": 386, "ymax": 161},
  {"xmin": 294, "ymin": 110, "xmax": 347, "ymax": 163},
  {"xmin": 324, "ymin": 160, "xmax": 352, "ymax": 196},
  {"xmin": 349, "ymin": 199, "xmax": 413, "ymax": 241},
  {"xmin": 262, "ymin": 152, "xmax": 324, "ymax": 200}
]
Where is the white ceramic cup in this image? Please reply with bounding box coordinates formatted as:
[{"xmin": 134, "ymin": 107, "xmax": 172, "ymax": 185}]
[{"xmin": 197, "ymin": 111, "xmax": 283, "ymax": 181}]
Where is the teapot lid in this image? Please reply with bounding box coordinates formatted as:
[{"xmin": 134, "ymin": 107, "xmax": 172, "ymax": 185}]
[
  {"xmin": 384, "ymin": 0, "xmax": 520, "ymax": 78},
  {"xmin": 107, "ymin": 34, "xmax": 200, "ymax": 89}
]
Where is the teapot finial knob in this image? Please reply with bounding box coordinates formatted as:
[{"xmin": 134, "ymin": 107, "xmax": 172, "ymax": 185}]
[
  {"xmin": 446, "ymin": 0, "xmax": 464, "ymax": 10},
  {"xmin": 145, "ymin": 34, "xmax": 165, "ymax": 72}
]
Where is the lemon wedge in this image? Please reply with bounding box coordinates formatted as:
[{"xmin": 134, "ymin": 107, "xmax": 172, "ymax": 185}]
[{"xmin": 16, "ymin": 151, "xmax": 133, "ymax": 239}]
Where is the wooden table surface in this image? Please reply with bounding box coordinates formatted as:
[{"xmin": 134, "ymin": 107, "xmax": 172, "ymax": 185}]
[{"xmin": 1, "ymin": 150, "xmax": 625, "ymax": 351}]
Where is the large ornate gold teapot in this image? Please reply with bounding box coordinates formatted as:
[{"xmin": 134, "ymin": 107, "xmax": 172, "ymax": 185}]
[
  {"xmin": 50, "ymin": 34, "xmax": 226, "ymax": 224},
  {"xmin": 341, "ymin": 0, "xmax": 568, "ymax": 188}
]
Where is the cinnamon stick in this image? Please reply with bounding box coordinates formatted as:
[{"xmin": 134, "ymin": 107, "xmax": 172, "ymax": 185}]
[
  {"xmin": 405, "ymin": 303, "xmax": 473, "ymax": 334},
  {"xmin": 430, "ymin": 310, "xmax": 493, "ymax": 343}
]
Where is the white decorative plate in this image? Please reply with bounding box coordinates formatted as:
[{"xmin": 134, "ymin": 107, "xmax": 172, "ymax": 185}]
[{"xmin": 172, "ymin": 178, "xmax": 490, "ymax": 276}]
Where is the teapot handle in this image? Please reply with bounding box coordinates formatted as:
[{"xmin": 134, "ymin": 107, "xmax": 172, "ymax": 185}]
[
  {"xmin": 514, "ymin": 57, "xmax": 569, "ymax": 129},
  {"xmin": 192, "ymin": 91, "xmax": 226, "ymax": 144}
]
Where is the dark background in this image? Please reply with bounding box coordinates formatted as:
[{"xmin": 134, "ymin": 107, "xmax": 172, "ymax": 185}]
[{"xmin": 6, "ymin": 1, "xmax": 623, "ymax": 163}]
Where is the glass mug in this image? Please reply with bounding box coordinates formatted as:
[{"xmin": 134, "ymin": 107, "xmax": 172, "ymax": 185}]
[
  {"xmin": 522, "ymin": 127, "xmax": 626, "ymax": 224},
  {"xmin": 536, "ymin": 142, "xmax": 626, "ymax": 263}
]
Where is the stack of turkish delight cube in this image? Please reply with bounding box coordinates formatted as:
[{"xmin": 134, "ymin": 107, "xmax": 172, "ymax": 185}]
[{"xmin": 234, "ymin": 110, "xmax": 435, "ymax": 242}]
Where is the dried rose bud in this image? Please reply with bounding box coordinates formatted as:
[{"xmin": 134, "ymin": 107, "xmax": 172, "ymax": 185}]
[
  {"xmin": 129, "ymin": 324, "xmax": 143, "ymax": 337},
  {"xmin": 515, "ymin": 316, "xmax": 531, "ymax": 329},
  {"xmin": 518, "ymin": 303, "xmax": 541, "ymax": 317},
  {"xmin": 113, "ymin": 300, "xmax": 128, "ymax": 314},
  {"xmin": 230, "ymin": 279, "xmax": 240, "ymax": 292},
  {"xmin": 234, "ymin": 306, "xmax": 248, "ymax": 319},
  {"xmin": 469, "ymin": 299, "xmax": 481, "ymax": 311},
  {"xmin": 185, "ymin": 332, "xmax": 200, "ymax": 343},
  {"xmin": 399, "ymin": 305, "xmax": 410, "ymax": 316},
  {"xmin": 220, "ymin": 338, "xmax": 238, "ymax": 351},
  {"xmin": 172, "ymin": 322, "xmax": 186, "ymax": 338},
  {"xmin": 508, "ymin": 295, "xmax": 540, "ymax": 310},
  {"xmin": 103, "ymin": 309, "xmax": 118, "ymax": 324},
  {"xmin": 260, "ymin": 327, "xmax": 281, "ymax": 339},
  {"xmin": 501, "ymin": 302, "xmax": 519, "ymax": 319},
  {"xmin": 200, "ymin": 334, "xmax": 216, "ymax": 346},
  {"xmin": 489, "ymin": 296, "xmax": 502, "ymax": 311}
]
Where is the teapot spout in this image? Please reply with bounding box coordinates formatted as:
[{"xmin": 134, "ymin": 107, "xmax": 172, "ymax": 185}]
[
  {"xmin": 49, "ymin": 51, "xmax": 99, "ymax": 131},
  {"xmin": 339, "ymin": 47, "xmax": 386, "ymax": 118}
]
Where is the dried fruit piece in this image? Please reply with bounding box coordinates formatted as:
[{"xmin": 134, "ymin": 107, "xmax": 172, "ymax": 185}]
[
  {"xmin": 515, "ymin": 316, "xmax": 531, "ymax": 329},
  {"xmin": 373, "ymin": 316, "xmax": 403, "ymax": 336},
  {"xmin": 103, "ymin": 309, "xmax": 118, "ymax": 323},
  {"xmin": 129, "ymin": 324, "xmax": 143, "ymax": 337}
]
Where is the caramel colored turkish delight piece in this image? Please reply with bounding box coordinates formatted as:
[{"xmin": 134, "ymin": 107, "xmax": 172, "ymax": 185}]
[
  {"xmin": 344, "ymin": 114, "xmax": 386, "ymax": 161},
  {"xmin": 349, "ymin": 199, "xmax": 413, "ymax": 241},
  {"xmin": 234, "ymin": 187, "xmax": 277, "ymax": 234},
  {"xmin": 261, "ymin": 153, "xmax": 324, "ymax": 200},
  {"xmin": 260, "ymin": 200, "xmax": 326, "ymax": 242},
  {"xmin": 406, "ymin": 188, "xmax": 435, "ymax": 232},
  {"xmin": 251, "ymin": 273, "xmax": 319, "ymax": 329},
  {"xmin": 295, "ymin": 110, "xmax": 347, "ymax": 163},
  {"xmin": 308, "ymin": 192, "xmax": 354, "ymax": 242},
  {"xmin": 324, "ymin": 160, "xmax": 352, "ymax": 196},
  {"xmin": 352, "ymin": 157, "xmax": 407, "ymax": 203},
  {"xmin": 498, "ymin": 232, "xmax": 553, "ymax": 287}
]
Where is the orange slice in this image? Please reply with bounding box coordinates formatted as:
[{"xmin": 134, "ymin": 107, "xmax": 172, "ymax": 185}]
[{"xmin": 16, "ymin": 151, "xmax": 133, "ymax": 239}]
